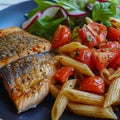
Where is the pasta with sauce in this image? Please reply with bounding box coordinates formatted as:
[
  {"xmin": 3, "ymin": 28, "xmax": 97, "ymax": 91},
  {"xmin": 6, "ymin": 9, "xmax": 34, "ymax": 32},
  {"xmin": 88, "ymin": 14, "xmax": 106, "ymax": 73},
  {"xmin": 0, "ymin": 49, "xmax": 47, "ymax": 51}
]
[{"xmin": 50, "ymin": 16, "xmax": 120, "ymax": 120}]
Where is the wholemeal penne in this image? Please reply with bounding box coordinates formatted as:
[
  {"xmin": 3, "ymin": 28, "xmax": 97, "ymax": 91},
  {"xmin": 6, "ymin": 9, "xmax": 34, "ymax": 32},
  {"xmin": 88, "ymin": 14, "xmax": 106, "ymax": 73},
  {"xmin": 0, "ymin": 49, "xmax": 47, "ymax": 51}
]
[
  {"xmin": 56, "ymin": 42, "xmax": 87, "ymax": 54},
  {"xmin": 56, "ymin": 55, "xmax": 94, "ymax": 76},
  {"xmin": 109, "ymin": 68, "xmax": 120, "ymax": 80},
  {"xmin": 62, "ymin": 88, "xmax": 104, "ymax": 106},
  {"xmin": 100, "ymin": 68, "xmax": 111, "ymax": 84},
  {"xmin": 51, "ymin": 79, "xmax": 77, "ymax": 120},
  {"xmin": 110, "ymin": 17, "xmax": 120, "ymax": 28},
  {"xmin": 104, "ymin": 77, "xmax": 120, "ymax": 107},
  {"xmin": 50, "ymin": 85, "xmax": 59, "ymax": 98},
  {"xmin": 68, "ymin": 103, "xmax": 117, "ymax": 119},
  {"xmin": 114, "ymin": 97, "xmax": 120, "ymax": 106},
  {"xmin": 85, "ymin": 17, "xmax": 93, "ymax": 24}
]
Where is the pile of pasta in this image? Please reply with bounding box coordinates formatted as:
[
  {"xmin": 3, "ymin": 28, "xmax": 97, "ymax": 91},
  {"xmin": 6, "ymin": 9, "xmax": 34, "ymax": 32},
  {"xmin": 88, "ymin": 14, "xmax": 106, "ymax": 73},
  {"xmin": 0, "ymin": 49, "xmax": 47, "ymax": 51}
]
[{"xmin": 50, "ymin": 18, "xmax": 120, "ymax": 120}]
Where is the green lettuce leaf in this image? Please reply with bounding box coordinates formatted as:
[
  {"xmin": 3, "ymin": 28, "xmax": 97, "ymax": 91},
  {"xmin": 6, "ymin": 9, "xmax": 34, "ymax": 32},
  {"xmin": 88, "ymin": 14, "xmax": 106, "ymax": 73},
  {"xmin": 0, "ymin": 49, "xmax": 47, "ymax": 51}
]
[
  {"xmin": 28, "ymin": 0, "xmax": 55, "ymax": 17},
  {"xmin": 52, "ymin": 0, "xmax": 96, "ymax": 11},
  {"xmin": 109, "ymin": 0, "xmax": 120, "ymax": 5},
  {"xmin": 28, "ymin": 0, "xmax": 96, "ymax": 17},
  {"xmin": 92, "ymin": 2, "xmax": 116, "ymax": 26},
  {"xmin": 27, "ymin": 16, "xmax": 65, "ymax": 40}
]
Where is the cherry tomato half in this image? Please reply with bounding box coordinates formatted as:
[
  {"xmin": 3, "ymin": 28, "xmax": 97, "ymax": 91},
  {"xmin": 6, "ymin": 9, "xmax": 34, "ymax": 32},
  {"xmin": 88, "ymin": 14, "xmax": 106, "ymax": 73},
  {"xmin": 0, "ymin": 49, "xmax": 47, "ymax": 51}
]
[
  {"xmin": 79, "ymin": 76, "xmax": 105, "ymax": 95},
  {"xmin": 74, "ymin": 48, "xmax": 95, "ymax": 70},
  {"xmin": 79, "ymin": 22, "xmax": 107, "ymax": 47},
  {"xmin": 107, "ymin": 27, "xmax": 120, "ymax": 41},
  {"xmin": 51, "ymin": 25, "xmax": 71, "ymax": 49}
]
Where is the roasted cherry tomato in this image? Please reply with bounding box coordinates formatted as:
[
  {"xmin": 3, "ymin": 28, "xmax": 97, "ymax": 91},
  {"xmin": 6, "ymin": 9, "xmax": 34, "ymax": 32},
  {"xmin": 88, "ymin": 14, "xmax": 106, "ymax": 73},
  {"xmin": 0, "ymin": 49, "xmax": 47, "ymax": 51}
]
[
  {"xmin": 74, "ymin": 48, "xmax": 95, "ymax": 70},
  {"xmin": 99, "ymin": 41, "xmax": 120, "ymax": 49},
  {"xmin": 51, "ymin": 25, "xmax": 71, "ymax": 49},
  {"xmin": 109, "ymin": 51, "xmax": 120, "ymax": 69},
  {"xmin": 93, "ymin": 49, "xmax": 118, "ymax": 71},
  {"xmin": 79, "ymin": 22, "xmax": 107, "ymax": 47},
  {"xmin": 107, "ymin": 27, "xmax": 120, "ymax": 41},
  {"xmin": 79, "ymin": 76, "xmax": 105, "ymax": 95},
  {"xmin": 54, "ymin": 66, "xmax": 74, "ymax": 84},
  {"xmin": 88, "ymin": 22, "xmax": 107, "ymax": 43}
]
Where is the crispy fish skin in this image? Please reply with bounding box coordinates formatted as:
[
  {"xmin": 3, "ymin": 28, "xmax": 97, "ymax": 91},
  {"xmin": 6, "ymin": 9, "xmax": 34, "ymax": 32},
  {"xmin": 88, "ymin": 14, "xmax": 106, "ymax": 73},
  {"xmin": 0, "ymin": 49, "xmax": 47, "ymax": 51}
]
[
  {"xmin": 0, "ymin": 26, "xmax": 51, "ymax": 69},
  {"xmin": 0, "ymin": 52, "xmax": 57, "ymax": 113}
]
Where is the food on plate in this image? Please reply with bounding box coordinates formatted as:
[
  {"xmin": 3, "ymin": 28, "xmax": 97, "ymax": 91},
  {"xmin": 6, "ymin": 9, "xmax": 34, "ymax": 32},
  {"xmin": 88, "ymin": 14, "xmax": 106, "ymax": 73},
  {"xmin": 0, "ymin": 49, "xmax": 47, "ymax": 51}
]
[
  {"xmin": 110, "ymin": 17, "xmax": 120, "ymax": 28},
  {"xmin": 22, "ymin": 0, "xmax": 119, "ymax": 40},
  {"xmin": 0, "ymin": 26, "xmax": 58, "ymax": 113},
  {"xmin": 52, "ymin": 79, "xmax": 77, "ymax": 120},
  {"xmin": 0, "ymin": 26, "xmax": 51, "ymax": 69},
  {"xmin": 56, "ymin": 55, "xmax": 94, "ymax": 76},
  {"xmin": 51, "ymin": 25, "xmax": 72, "ymax": 49},
  {"xmin": 49, "ymin": 22, "xmax": 120, "ymax": 119},
  {"xmin": 62, "ymin": 88, "xmax": 104, "ymax": 106},
  {"xmin": 109, "ymin": 68, "xmax": 120, "ymax": 80},
  {"xmin": 21, "ymin": 0, "xmax": 120, "ymax": 119},
  {"xmin": 104, "ymin": 77, "xmax": 120, "ymax": 107},
  {"xmin": 68, "ymin": 103, "xmax": 117, "ymax": 119},
  {"xmin": 56, "ymin": 42, "xmax": 87, "ymax": 54},
  {"xmin": 73, "ymin": 48, "xmax": 95, "ymax": 70},
  {"xmin": 107, "ymin": 26, "xmax": 120, "ymax": 41},
  {"xmin": 78, "ymin": 22, "xmax": 107, "ymax": 47},
  {"xmin": 53, "ymin": 66, "xmax": 75, "ymax": 84},
  {"xmin": 0, "ymin": 52, "xmax": 57, "ymax": 113},
  {"xmin": 79, "ymin": 76, "xmax": 105, "ymax": 95},
  {"xmin": 1, "ymin": 0, "xmax": 120, "ymax": 119}
]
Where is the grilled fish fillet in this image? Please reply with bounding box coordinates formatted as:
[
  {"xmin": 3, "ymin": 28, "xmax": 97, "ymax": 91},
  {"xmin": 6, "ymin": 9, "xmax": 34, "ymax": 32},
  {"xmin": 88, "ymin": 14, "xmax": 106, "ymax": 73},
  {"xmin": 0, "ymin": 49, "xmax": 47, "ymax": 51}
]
[
  {"xmin": 0, "ymin": 52, "xmax": 57, "ymax": 113},
  {"xmin": 0, "ymin": 26, "xmax": 51, "ymax": 69}
]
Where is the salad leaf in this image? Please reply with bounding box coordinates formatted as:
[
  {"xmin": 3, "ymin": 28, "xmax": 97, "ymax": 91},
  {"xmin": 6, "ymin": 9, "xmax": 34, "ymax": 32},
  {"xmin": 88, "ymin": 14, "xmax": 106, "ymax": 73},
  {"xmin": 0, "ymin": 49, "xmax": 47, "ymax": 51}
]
[
  {"xmin": 28, "ymin": 0, "xmax": 55, "ymax": 17},
  {"xmin": 108, "ymin": 0, "xmax": 120, "ymax": 18},
  {"xmin": 53, "ymin": 0, "xmax": 79, "ymax": 10},
  {"xmin": 51, "ymin": 0, "xmax": 96, "ymax": 11},
  {"xmin": 71, "ymin": 26, "xmax": 79, "ymax": 40},
  {"xmin": 28, "ymin": 0, "xmax": 96, "ymax": 17},
  {"xmin": 109, "ymin": 0, "xmax": 120, "ymax": 5},
  {"xmin": 24, "ymin": 0, "xmax": 119, "ymax": 40},
  {"xmin": 76, "ymin": 0, "xmax": 96, "ymax": 10},
  {"xmin": 26, "ymin": 0, "xmax": 95, "ymax": 40},
  {"xmin": 92, "ymin": 2, "xmax": 116, "ymax": 26},
  {"xmin": 116, "ymin": 7, "xmax": 120, "ymax": 18},
  {"xmin": 27, "ymin": 16, "xmax": 65, "ymax": 40}
]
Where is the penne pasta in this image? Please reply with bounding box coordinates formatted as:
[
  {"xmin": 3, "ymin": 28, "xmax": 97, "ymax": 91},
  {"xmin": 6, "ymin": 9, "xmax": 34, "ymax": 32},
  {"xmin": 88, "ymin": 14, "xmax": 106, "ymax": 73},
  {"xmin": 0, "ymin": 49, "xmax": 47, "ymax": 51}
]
[
  {"xmin": 85, "ymin": 17, "xmax": 93, "ymax": 24},
  {"xmin": 50, "ymin": 85, "xmax": 59, "ymax": 98},
  {"xmin": 114, "ymin": 97, "xmax": 120, "ymax": 106},
  {"xmin": 56, "ymin": 42, "xmax": 87, "ymax": 54},
  {"xmin": 56, "ymin": 55, "xmax": 94, "ymax": 76},
  {"xmin": 104, "ymin": 77, "xmax": 120, "ymax": 107},
  {"xmin": 100, "ymin": 68, "xmax": 111, "ymax": 84},
  {"xmin": 110, "ymin": 17, "xmax": 120, "ymax": 28},
  {"xmin": 68, "ymin": 103, "xmax": 117, "ymax": 119},
  {"xmin": 51, "ymin": 79, "xmax": 77, "ymax": 120},
  {"xmin": 62, "ymin": 88, "xmax": 104, "ymax": 106},
  {"xmin": 109, "ymin": 68, "xmax": 120, "ymax": 80}
]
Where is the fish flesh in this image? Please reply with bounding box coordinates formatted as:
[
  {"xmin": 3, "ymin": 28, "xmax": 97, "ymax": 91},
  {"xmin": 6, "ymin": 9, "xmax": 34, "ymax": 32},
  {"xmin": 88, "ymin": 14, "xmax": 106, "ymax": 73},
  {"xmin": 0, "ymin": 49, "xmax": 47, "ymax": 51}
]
[
  {"xmin": 0, "ymin": 26, "xmax": 51, "ymax": 69},
  {"xmin": 0, "ymin": 52, "xmax": 57, "ymax": 113}
]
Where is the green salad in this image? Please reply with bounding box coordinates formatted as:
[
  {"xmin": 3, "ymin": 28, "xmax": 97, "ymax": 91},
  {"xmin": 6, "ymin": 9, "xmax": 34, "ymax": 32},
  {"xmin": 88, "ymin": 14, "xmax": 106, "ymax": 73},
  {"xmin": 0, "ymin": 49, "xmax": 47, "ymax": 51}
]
[{"xmin": 22, "ymin": 0, "xmax": 120, "ymax": 40}]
